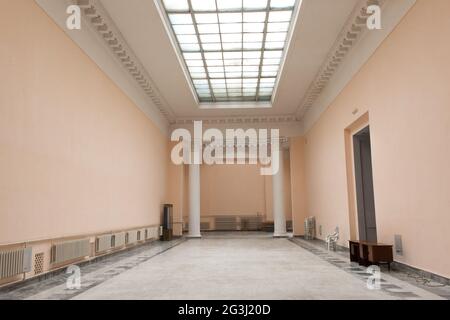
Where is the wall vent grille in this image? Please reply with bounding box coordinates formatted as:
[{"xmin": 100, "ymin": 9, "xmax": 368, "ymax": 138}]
[{"xmin": 34, "ymin": 253, "xmax": 44, "ymax": 275}]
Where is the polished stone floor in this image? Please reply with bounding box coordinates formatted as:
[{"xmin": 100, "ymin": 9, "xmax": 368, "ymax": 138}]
[{"xmin": 0, "ymin": 232, "xmax": 446, "ymax": 300}]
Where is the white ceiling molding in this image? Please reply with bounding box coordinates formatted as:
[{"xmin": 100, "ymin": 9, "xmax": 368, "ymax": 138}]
[
  {"xmin": 170, "ymin": 115, "xmax": 304, "ymax": 138},
  {"xmin": 296, "ymin": 0, "xmax": 386, "ymax": 120},
  {"xmin": 35, "ymin": 0, "xmax": 174, "ymax": 134},
  {"xmin": 76, "ymin": 0, "xmax": 175, "ymax": 121},
  {"xmin": 174, "ymin": 115, "xmax": 298, "ymax": 126},
  {"xmin": 299, "ymin": 0, "xmax": 417, "ymax": 134}
]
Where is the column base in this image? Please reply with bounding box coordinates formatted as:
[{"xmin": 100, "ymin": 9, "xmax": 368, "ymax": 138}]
[
  {"xmin": 273, "ymin": 233, "xmax": 289, "ymax": 238},
  {"xmin": 187, "ymin": 234, "xmax": 202, "ymax": 239}
]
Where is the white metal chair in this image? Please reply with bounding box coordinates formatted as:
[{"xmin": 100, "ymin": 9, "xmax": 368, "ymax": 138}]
[{"xmin": 326, "ymin": 227, "xmax": 339, "ymax": 251}]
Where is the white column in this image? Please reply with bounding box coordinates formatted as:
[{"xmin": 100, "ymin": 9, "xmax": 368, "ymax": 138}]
[
  {"xmin": 273, "ymin": 148, "xmax": 287, "ymax": 237},
  {"xmin": 188, "ymin": 163, "xmax": 201, "ymax": 238}
]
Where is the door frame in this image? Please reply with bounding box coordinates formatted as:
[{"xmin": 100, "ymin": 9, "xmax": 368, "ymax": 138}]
[
  {"xmin": 353, "ymin": 126, "xmax": 377, "ymax": 242},
  {"xmin": 344, "ymin": 112, "xmax": 369, "ymax": 241}
]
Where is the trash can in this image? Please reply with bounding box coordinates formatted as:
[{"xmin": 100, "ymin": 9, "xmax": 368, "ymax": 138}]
[{"xmin": 161, "ymin": 204, "xmax": 173, "ymax": 241}]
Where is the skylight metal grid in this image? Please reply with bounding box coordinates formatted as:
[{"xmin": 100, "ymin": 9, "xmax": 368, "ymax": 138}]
[{"xmin": 161, "ymin": 0, "xmax": 298, "ymax": 103}]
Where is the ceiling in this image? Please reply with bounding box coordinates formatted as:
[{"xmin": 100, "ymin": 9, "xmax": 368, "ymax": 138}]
[
  {"xmin": 99, "ymin": 0, "xmax": 359, "ymax": 119},
  {"xmin": 35, "ymin": 0, "xmax": 416, "ymax": 135}
]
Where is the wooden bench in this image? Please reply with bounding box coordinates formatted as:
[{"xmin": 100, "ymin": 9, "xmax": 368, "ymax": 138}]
[{"xmin": 349, "ymin": 240, "xmax": 393, "ymax": 271}]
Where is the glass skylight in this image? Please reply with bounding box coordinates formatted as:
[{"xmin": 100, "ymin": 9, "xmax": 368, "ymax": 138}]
[{"xmin": 161, "ymin": 0, "xmax": 298, "ymax": 103}]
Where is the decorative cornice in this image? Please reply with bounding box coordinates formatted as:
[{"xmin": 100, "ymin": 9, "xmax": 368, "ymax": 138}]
[
  {"xmin": 173, "ymin": 115, "xmax": 300, "ymax": 126},
  {"xmin": 296, "ymin": 0, "xmax": 386, "ymax": 120},
  {"xmin": 74, "ymin": 0, "xmax": 175, "ymax": 123}
]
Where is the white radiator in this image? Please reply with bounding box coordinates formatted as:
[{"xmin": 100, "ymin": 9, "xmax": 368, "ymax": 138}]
[
  {"xmin": 144, "ymin": 227, "xmax": 158, "ymax": 240},
  {"xmin": 96, "ymin": 234, "xmax": 113, "ymax": 253},
  {"xmin": 144, "ymin": 228, "xmax": 151, "ymax": 240},
  {"xmin": 215, "ymin": 216, "xmax": 238, "ymax": 231},
  {"xmin": 0, "ymin": 248, "xmax": 32, "ymax": 279},
  {"xmin": 241, "ymin": 216, "xmax": 262, "ymax": 231},
  {"xmin": 200, "ymin": 222, "xmax": 210, "ymax": 231},
  {"xmin": 137, "ymin": 229, "xmax": 145, "ymax": 241},
  {"xmin": 50, "ymin": 239, "xmax": 90, "ymax": 264},
  {"xmin": 126, "ymin": 230, "xmax": 138, "ymax": 245},
  {"xmin": 114, "ymin": 232, "xmax": 126, "ymax": 248}
]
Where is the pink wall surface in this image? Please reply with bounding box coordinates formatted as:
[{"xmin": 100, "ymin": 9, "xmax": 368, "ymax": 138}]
[
  {"xmin": 0, "ymin": 0, "xmax": 168, "ymax": 244},
  {"xmin": 199, "ymin": 153, "xmax": 292, "ymax": 221},
  {"xmin": 299, "ymin": 0, "xmax": 450, "ymax": 277},
  {"xmin": 201, "ymin": 164, "xmax": 266, "ymax": 217}
]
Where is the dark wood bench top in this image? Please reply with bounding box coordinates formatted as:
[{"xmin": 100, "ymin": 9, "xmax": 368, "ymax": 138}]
[{"xmin": 349, "ymin": 240, "xmax": 392, "ymax": 247}]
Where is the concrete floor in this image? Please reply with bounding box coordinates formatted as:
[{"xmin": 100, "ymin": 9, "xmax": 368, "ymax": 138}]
[{"xmin": 69, "ymin": 233, "xmax": 439, "ymax": 300}]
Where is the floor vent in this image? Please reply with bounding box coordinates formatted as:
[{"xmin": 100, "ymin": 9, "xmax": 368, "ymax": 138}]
[
  {"xmin": 50, "ymin": 239, "xmax": 90, "ymax": 265},
  {"xmin": 215, "ymin": 217, "xmax": 238, "ymax": 231},
  {"xmin": 0, "ymin": 248, "xmax": 32, "ymax": 279},
  {"xmin": 34, "ymin": 253, "xmax": 44, "ymax": 275}
]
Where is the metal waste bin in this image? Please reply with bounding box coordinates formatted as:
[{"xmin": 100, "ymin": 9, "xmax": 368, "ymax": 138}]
[{"xmin": 161, "ymin": 204, "xmax": 173, "ymax": 241}]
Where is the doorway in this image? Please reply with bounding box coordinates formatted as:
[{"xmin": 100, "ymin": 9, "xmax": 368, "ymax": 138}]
[{"xmin": 353, "ymin": 126, "xmax": 377, "ymax": 242}]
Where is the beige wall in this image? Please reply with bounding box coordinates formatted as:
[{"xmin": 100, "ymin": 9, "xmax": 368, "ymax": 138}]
[
  {"xmin": 200, "ymin": 152, "xmax": 292, "ymax": 222},
  {"xmin": 0, "ymin": 0, "xmax": 168, "ymax": 244},
  {"xmin": 201, "ymin": 164, "xmax": 266, "ymax": 217},
  {"xmin": 296, "ymin": 0, "xmax": 450, "ymax": 277}
]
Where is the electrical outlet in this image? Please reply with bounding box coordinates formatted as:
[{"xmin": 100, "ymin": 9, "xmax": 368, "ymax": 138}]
[{"xmin": 394, "ymin": 235, "xmax": 403, "ymax": 255}]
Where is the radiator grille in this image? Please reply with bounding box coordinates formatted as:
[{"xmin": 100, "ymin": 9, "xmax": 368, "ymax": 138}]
[
  {"xmin": 0, "ymin": 248, "xmax": 32, "ymax": 279},
  {"xmin": 137, "ymin": 229, "xmax": 144, "ymax": 241},
  {"xmin": 215, "ymin": 216, "xmax": 238, "ymax": 231},
  {"xmin": 126, "ymin": 230, "xmax": 138, "ymax": 245},
  {"xmin": 51, "ymin": 239, "xmax": 90, "ymax": 264},
  {"xmin": 96, "ymin": 234, "xmax": 113, "ymax": 253},
  {"xmin": 241, "ymin": 216, "xmax": 262, "ymax": 231},
  {"xmin": 114, "ymin": 232, "xmax": 126, "ymax": 248},
  {"xmin": 145, "ymin": 227, "xmax": 158, "ymax": 240},
  {"xmin": 200, "ymin": 222, "xmax": 210, "ymax": 231}
]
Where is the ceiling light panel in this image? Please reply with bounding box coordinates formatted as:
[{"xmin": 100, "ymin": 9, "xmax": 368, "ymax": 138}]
[{"xmin": 162, "ymin": 0, "xmax": 298, "ymax": 103}]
